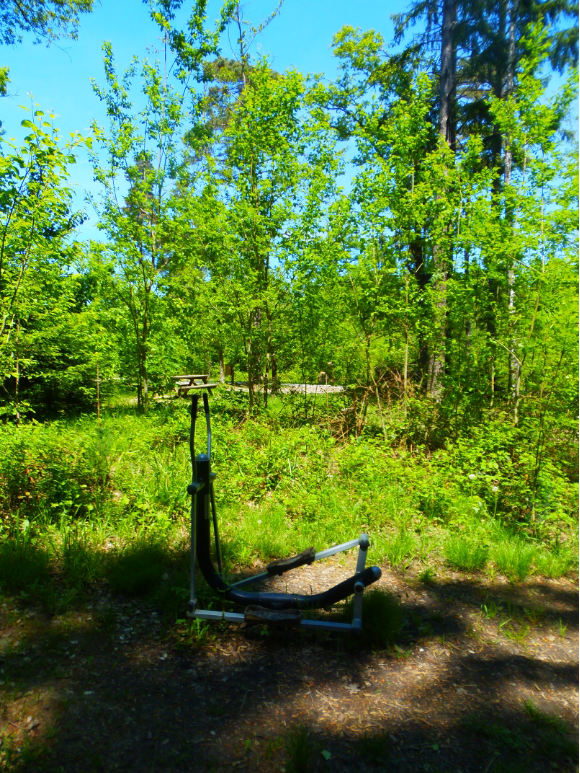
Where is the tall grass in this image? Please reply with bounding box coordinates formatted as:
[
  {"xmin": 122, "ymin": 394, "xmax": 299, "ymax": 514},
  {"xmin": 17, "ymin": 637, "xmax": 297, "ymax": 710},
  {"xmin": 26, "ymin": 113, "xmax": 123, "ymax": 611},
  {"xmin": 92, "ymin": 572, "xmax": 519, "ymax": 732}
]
[
  {"xmin": 0, "ymin": 393, "xmax": 576, "ymax": 599},
  {"xmin": 444, "ymin": 535, "xmax": 489, "ymax": 571},
  {"xmin": 0, "ymin": 536, "xmax": 50, "ymax": 592},
  {"xmin": 106, "ymin": 541, "xmax": 168, "ymax": 596},
  {"xmin": 493, "ymin": 539, "xmax": 536, "ymax": 582}
]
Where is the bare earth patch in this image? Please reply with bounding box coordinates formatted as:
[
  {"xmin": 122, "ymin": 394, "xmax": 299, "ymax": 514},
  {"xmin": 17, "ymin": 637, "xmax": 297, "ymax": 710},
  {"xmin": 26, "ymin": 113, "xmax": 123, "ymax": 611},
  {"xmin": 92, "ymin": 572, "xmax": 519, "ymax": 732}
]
[{"xmin": 0, "ymin": 556, "xmax": 577, "ymax": 772}]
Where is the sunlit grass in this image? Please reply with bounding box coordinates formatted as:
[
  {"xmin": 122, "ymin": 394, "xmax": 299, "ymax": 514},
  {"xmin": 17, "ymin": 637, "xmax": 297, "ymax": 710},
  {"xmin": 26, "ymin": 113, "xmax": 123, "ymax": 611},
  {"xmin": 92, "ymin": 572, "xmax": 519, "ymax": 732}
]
[
  {"xmin": 383, "ymin": 531, "xmax": 415, "ymax": 568},
  {"xmin": 493, "ymin": 538, "xmax": 536, "ymax": 582},
  {"xmin": 444, "ymin": 535, "xmax": 488, "ymax": 571},
  {"xmin": 0, "ymin": 398, "xmax": 575, "ymax": 614}
]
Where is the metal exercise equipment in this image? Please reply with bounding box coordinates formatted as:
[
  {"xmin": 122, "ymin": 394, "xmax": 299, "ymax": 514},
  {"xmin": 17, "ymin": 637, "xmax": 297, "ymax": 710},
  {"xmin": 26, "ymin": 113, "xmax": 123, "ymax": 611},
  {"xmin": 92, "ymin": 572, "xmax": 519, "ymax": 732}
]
[{"xmin": 186, "ymin": 390, "xmax": 382, "ymax": 631}]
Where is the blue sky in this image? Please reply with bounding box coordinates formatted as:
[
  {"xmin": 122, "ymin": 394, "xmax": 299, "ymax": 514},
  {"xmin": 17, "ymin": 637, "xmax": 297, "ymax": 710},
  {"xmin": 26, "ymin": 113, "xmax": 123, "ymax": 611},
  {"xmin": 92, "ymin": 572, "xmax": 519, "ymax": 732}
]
[
  {"xmin": 1, "ymin": 1, "xmax": 576, "ymax": 240},
  {"xmin": 1, "ymin": 0, "xmax": 409, "ymax": 238}
]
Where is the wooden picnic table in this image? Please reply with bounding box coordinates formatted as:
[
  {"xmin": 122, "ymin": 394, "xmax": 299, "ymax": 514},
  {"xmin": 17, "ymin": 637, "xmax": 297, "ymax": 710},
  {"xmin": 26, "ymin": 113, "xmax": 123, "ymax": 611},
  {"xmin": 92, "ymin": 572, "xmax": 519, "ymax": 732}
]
[{"xmin": 171, "ymin": 374, "xmax": 218, "ymax": 397}]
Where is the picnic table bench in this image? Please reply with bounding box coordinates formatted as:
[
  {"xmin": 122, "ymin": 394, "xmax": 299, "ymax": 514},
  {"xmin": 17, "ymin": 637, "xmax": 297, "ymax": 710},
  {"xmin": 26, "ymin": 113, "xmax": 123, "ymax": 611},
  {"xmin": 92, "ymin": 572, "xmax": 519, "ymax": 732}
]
[{"xmin": 171, "ymin": 374, "xmax": 218, "ymax": 397}]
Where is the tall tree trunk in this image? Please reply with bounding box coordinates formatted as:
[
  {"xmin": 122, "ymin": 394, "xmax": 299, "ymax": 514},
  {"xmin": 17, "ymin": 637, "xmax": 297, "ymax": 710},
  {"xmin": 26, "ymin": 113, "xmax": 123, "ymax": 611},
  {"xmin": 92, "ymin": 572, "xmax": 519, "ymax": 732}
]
[
  {"xmin": 218, "ymin": 348, "xmax": 225, "ymax": 384},
  {"xmin": 491, "ymin": 0, "xmax": 508, "ymax": 192},
  {"xmin": 14, "ymin": 318, "xmax": 20, "ymax": 426},
  {"xmin": 264, "ymin": 305, "xmax": 273, "ymax": 410},
  {"xmin": 410, "ymin": 239, "xmax": 430, "ymax": 389},
  {"xmin": 96, "ymin": 361, "xmax": 101, "ymax": 426},
  {"xmin": 142, "ymin": 353, "xmax": 148, "ymax": 409},
  {"xmin": 464, "ymin": 248, "xmax": 472, "ymax": 357},
  {"xmin": 439, "ymin": 0, "xmax": 457, "ymax": 149},
  {"xmin": 246, "ymin": 334, "xmax": 254, "ymax": 414},
  {"xmin": 403, "ymin": 274, "xmax": 410, "ymax": 413},
  {"xmin": 429, "ymin": 0, "xmax": 457, "ymax": 399},
  {"xmin": 505, "ymin": 0, "xmax": 520, "ymax": 420}
]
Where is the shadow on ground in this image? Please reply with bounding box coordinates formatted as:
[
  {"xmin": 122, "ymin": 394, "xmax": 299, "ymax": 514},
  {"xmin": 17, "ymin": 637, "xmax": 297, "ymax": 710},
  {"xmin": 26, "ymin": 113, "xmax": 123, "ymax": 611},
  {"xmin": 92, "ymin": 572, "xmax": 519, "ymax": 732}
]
[{"xmin": 0, "ymin": 567, "xmax": 577, "ymax": 773}]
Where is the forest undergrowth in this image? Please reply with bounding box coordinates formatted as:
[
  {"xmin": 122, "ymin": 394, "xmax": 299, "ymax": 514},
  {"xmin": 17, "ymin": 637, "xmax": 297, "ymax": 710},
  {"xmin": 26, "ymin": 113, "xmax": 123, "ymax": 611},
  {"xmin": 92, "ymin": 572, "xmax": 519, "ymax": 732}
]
[{"xmin": 0, "ymin": 388, "xmax": 576, "ymax": 616}]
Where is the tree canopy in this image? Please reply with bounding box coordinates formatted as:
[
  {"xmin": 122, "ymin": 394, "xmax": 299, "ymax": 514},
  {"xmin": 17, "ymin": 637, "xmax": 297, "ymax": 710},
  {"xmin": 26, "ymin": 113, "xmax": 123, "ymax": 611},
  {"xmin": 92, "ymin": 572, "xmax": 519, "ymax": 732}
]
[
  {"xmin": 0, "ymin": 0, "xmax": 577, "ymax": 526},
  {"xmin": 0, "ymin": 0, "xmax": 94, "ymax": 46}
]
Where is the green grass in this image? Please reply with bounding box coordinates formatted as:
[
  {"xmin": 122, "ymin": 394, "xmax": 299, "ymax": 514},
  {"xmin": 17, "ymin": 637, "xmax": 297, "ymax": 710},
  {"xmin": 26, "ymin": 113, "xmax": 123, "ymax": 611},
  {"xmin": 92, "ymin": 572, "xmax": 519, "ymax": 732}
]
[
  {"xmin": 493, "ymin": 539, "xmax": 536, "ymax": 582},
  {"xmin": 341, "ymin": 588, "xmax": 404, "ymax": 647},
  {"xmin": 61, "ymin": 529, "xmax": 104, "ymax": 588},
  {"xmin": 284, "ymin": 725, "xmax": 315, "ymax": 773},
  {"xmin": 0, "ymin": 537, "xmax": 51, "ymax": 592},
  {"xmin": 444, "ymin": 535, "xmax": 489, "ymax": 571},
  {"xmin": 0, "ymin": 396, "xmax": 575, "ymax": 612},
  {"xmin": 463, "ymin": 702, "xmax": 579, "ymax": 769},
  {"xmin": 523, "ymin": 605, "xmax": 546, "ymax": 625},
  {"xmin": 522, "ymin": 699, "xmax": 569, "ymax": 735},
  {"xmin": 523, "ymin": 700, "xmax": 579, "ymax": 759},
  {"xmin": 384, "ymin": 531, "xmax": 415, "ymax": 568},
  {"xmin": 419, "ymin": 566, "xmax": 437, "ymax": 585},
  {"xmin": 355, "ymin": 730, "xmax": 393, "ymax": 763},
  {"xmin": 463, "ymin": 714, "xmax": 526, "ymax": 751},
  {"xmin": 106, "ymin": 541, "xmax": 168, "ymax": 596},
  {"xmin": 534, "ymin": 547, "xmax": 576, "ymax": 578}
]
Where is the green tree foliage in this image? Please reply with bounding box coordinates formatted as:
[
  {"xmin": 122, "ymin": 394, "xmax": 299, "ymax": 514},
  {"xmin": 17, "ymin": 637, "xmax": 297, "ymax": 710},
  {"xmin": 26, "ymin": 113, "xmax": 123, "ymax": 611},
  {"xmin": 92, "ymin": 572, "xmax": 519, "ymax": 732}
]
[
  {"xmin": 0, "ymin": 0, "xmax": 93, "ymax": 45},
  {"xmin": 0, "ymin": 0, "xmax": 94, "ymax": 106},
  {"xmin": 90, "ymin": 42, "xmax": 190, "ymax": 409},
  {"xmin": 0, "ymin": 0, "xmax": 577, "ymax": 535},
  {"xmin": 0, "ymin": 109, "xmax": 89, "ymax": 419}
]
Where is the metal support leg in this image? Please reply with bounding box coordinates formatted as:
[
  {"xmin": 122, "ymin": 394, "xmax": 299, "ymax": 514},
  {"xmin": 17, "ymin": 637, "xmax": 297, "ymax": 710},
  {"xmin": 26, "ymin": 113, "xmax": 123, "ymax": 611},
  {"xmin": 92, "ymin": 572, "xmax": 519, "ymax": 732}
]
[
  {"xmin": 352, "ymin": 581, "xmax": 365, "ymax": 631},
  {"xmin": 189, "ymin": 394, "xmax": 199, "ymax": 614},
  {"xmin": 352, "ymin": 534, "xmax": 369, "ymax": 631},
  {"xmin": 210, "ymin": 479, "xmax": 223, "ymax": 575},
  {"xmin": 356, "ymin": 533, "xmax": 369, "ymax": 574},
  {"xmin": 189, "ymin": 494, "xmax": 197, "ymax": 614}
]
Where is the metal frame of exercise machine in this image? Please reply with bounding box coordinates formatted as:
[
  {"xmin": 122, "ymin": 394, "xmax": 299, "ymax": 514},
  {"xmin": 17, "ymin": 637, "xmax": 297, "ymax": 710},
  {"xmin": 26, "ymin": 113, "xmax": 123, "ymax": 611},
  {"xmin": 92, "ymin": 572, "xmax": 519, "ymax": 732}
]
[{"xmin": 186, "ymin": 389, "xmax": 382, "ymax": 631}]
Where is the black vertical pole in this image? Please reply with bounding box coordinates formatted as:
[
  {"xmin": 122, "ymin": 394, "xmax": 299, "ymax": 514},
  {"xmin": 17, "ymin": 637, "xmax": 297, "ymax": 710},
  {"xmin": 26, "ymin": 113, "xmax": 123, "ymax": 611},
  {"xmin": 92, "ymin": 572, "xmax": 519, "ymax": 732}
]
[{"xmin": 189, "ymin": 394, "xmax": 200, "ymax": 613}]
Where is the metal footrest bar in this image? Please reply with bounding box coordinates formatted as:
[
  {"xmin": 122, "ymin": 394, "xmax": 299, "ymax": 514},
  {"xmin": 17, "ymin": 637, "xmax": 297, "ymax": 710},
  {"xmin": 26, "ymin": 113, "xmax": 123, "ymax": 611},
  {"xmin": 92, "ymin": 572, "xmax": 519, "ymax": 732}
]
[
  {"xmin": 229, "ymin": 534, "xmax": 370, "ymax": 589},
  {"xmin": 187, "ymin": 608, "xmax": 362, "ymax": 633},
  {"xmin": 245, "ymin": 606, "xmax": 303, "ymax": 625},
  {"xmin": 189, "ymin": 609, "xmax": 245, "ymax": 623}
]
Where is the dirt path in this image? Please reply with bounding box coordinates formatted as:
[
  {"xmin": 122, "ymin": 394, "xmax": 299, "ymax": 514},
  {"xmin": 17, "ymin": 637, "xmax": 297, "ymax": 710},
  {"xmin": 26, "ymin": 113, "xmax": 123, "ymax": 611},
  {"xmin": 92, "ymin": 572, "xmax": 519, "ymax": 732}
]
[{"xmin": 0, "ymin": 556, "xmax": 577, "ymax": 772}]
